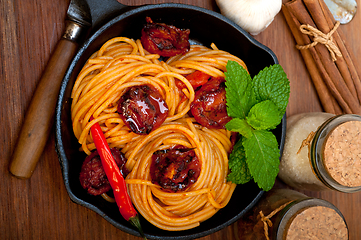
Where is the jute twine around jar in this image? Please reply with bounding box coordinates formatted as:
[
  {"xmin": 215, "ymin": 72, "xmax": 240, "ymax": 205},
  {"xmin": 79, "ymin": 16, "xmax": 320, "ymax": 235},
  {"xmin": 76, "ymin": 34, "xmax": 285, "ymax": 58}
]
[
  {"xmin": 259, "ymin": 201, "xmax": 294, "ymax": 240},
  {"xmin": 297, "ymin": 131, "xmax": 315, "ymax": 154},
  {"xmin": 296, "ymin": 21, "xmax": 342, "ymax": 61}
]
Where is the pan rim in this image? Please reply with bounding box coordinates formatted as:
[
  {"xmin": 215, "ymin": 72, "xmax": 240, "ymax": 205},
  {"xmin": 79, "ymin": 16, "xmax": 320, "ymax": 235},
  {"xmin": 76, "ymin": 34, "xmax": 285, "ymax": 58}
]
[{"xmin": 55, "ymin": 3, "xmax": 283, "ymax": 240}]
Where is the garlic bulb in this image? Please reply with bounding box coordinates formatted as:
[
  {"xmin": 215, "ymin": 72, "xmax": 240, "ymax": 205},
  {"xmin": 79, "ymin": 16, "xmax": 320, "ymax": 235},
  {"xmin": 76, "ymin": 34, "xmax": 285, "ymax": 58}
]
[{"xmin": 216, "ymin": 0, "xmax": 282, "ymax": 35}]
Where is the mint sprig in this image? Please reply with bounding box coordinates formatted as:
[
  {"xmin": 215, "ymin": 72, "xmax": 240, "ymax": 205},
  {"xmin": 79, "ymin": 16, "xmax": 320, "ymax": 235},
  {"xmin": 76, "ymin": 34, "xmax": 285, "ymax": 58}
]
[{"xmin": 225, "ymin": 61, "xmax": 290, "ymax": 191}]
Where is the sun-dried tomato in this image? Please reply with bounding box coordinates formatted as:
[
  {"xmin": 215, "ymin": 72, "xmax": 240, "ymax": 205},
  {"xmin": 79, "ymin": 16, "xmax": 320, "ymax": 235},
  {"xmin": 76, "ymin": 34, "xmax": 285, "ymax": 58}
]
[
  {"xmin": 79, "ymin": 148, "xmax": 129, "ymax": 196},
  {"xmin": 141, "ymin": 17, "xmax": 190, "ymax": 57},
  {"xmin": 176, "ymin": 70, "xmax": 212, "ymax": 90},
  {"xmin": 117, "ymin": 84, "xmax": 169, "ymax": 135},
  {"xmin": 150, "ymin": 145, "xmax": 201, "ymax": 192},
  {"xmin": 190, "ymin": 76, "xmax": 232, "ymax": 129}
]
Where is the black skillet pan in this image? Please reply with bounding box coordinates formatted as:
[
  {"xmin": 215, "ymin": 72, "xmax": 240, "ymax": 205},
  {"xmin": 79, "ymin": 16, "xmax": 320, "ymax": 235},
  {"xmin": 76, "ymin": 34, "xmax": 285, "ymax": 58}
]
[{"xmin": 55, "ymin": 2, "xmax": 286, "ymax": 240}]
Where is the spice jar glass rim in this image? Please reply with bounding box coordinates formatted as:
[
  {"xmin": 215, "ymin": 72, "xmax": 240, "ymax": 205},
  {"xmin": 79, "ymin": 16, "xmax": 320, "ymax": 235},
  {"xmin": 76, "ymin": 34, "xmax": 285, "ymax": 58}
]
[{"xmin": 310, "ymin": 114, "xmax": 361, "ymax": 193}]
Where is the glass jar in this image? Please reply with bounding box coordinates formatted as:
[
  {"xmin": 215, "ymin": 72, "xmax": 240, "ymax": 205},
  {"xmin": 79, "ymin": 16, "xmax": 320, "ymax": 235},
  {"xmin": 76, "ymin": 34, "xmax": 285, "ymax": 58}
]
[
  {"xmin": 278, "ymin": 113, "xmax": 361, "ymax": 192},
  {"xmin": 233, "ymin": 188, "xmax": 348, "ymax": 240}
]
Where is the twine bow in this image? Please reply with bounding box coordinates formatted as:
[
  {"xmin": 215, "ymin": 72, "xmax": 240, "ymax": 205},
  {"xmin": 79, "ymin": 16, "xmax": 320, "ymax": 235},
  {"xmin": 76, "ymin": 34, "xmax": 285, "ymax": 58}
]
[
  {"xmin": 259, "ymin": 201, "xmax": 294, "ymax": 240},
  {"xmin": 296, "ymin": 21, "xmax": 342, "ymax": 61}
]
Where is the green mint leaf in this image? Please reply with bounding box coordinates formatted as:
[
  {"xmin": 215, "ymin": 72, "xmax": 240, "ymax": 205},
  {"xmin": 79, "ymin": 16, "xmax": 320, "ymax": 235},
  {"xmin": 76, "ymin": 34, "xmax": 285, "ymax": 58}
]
[
  {"xmin": 243, "ymin": 130, "xmax": 280, "ymax": 191},
  {"xmin": 225, "ymin": 61, "xmax": 257, "ymax": 119},
  {"xmin": 227, "ymin": 139, "xmax": 252, "ymax": 184},
  {"xmin": 253, "ymin": 64, "xmax": 290, "ymax": 115},
  {"xmin": 225, "ymin": 118, "xmax": 253, "ymax": 139},
  {"xmin": 247, "ymin": 100, "xmax": 282, "ymax": 130},
  {"xmin": 224, "ymin": 61, "xmax": 290, "ymax": 192}
]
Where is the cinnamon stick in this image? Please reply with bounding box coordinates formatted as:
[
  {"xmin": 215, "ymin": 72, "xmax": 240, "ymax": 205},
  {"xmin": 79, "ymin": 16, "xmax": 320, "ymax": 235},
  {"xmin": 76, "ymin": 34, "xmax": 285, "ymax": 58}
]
[
  {"xmin": 283, "ymin": 0, "xmax": 361, "ymax": 115},
  {"xmin": 316, "ymin": 0, "xmax": 361, "ymax": 104},
  {"xmin": 284, "ymin": 0, "xmax": 353, "ymax": 113},
  {"xmin": 282, "ymin": 5, "xmax": 341, "ymax": 114},
  {"xmin": 303, "ymin": 0, "xmax": 359, "ymax": 100}
]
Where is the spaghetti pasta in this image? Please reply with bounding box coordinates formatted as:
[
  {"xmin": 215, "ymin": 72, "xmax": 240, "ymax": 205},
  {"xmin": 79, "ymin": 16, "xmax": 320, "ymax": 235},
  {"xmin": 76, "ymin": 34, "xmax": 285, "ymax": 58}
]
[{"xmin": 71, "ymin": 36, "xmax": 246, "ymax": 230}]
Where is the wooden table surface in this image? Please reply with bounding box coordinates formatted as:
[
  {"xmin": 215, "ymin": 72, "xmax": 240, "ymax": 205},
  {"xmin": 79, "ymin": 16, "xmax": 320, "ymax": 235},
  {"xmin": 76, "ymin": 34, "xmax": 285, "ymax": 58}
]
[{"xmin": 1, "ymin": 0, "xmax": 360, "ymax": 239}]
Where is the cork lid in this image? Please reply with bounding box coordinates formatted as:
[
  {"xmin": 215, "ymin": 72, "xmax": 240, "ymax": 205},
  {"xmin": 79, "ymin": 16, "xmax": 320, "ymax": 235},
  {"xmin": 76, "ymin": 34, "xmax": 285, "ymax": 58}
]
[
  {"xmin": 323, "ymin": 121, "xmax": 361, "ymax": 187},
  {"xmin": 285, "ymin": 206, "xmax": 348, "ymax": 240}
]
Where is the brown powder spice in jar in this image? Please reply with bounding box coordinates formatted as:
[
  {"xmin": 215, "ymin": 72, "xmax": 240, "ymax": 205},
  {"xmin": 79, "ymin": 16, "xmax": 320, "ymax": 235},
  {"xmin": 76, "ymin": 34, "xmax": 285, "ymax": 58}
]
[
  {"xmin": 285, "ymin": 206, "xmax": 348, "ymax": 240},
  {"xmin": 323, "ymin": 121, "xmax": 361, "ymax": 187}
]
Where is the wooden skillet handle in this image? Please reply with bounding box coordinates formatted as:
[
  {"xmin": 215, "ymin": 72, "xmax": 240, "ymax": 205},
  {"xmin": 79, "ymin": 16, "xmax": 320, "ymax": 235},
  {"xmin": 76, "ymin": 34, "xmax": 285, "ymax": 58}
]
[{"xmin": 9, "ymin": 21, "xmax": 84, "ymax": 179}]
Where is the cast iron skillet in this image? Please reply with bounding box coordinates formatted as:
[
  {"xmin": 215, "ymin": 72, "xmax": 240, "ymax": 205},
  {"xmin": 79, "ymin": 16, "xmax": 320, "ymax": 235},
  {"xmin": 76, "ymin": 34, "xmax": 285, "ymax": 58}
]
[{"xmin": 55, "ymin": 2, "xmax": 286, "ymax": 240}]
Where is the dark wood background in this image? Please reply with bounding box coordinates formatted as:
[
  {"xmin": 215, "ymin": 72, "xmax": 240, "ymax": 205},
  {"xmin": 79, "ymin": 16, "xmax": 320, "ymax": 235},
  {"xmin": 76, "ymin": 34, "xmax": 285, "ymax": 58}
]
[{"xmin": 1, "ymin": 0, "xmax": 360, "ymax": 239}]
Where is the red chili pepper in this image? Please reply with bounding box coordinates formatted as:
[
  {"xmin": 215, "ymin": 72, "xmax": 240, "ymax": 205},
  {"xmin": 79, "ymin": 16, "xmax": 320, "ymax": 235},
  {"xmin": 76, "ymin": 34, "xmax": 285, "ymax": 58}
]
[{"xmin": 90, "ymin": 117, "xmax": 146, "ymax": 239}]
